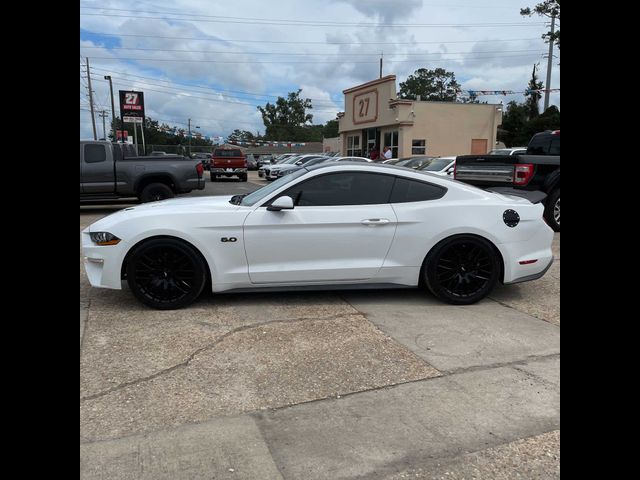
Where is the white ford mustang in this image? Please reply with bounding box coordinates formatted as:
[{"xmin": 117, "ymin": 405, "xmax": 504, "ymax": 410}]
[{"xmin": 82, "ymin": 163, "xmax": 554, "ymax": 309}]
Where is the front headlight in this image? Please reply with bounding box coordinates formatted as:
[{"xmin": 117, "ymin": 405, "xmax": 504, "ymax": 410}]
[{"xmin": 89, "ymin": 232, "xmax": 121, "ymax": 246}]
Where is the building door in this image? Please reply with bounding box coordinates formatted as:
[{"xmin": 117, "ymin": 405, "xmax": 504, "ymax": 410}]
[
  {"xmin": 470, "ymin": 139, "xmax": 488, "ymax": 154},
  {"xmin": 384, "ymin": 131, "xmax": 399, "ymax": 158},
  {"xmin": 364, "ymin": 128, "xmax": 378, "ymax": 158}
]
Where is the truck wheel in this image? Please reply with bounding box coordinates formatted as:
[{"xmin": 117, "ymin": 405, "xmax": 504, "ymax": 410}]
[
  {"xmin": 139, "ymin": 183, "xmax": 174, "ymax": 203},
  {"xmin": 240, "ymin": 173, "xmax": 248, "ymax": 182},
  {"xmin": 544, "ymin": 189, "xmax": 560, "ymax": 232}
]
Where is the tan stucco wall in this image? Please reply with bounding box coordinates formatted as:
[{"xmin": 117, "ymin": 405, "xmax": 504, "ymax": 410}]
[
  {"xmin": 337, "ymin": 75, "xmax": 502, "ymax": 157},
  {"xmin": 322, "ymin": 136, "xmax": 341, "ymax": 153}
]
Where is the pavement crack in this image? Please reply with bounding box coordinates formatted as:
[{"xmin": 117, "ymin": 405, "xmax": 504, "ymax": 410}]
[
  {"xmin": 80, "ymin": 312, "xmax": 360, "ymax": 403},
  {"xmin": 487, "ymin": 296, "xmax": 559, "ymax": 326},
  {"xmin": 440, "ymin": 352, "xmax": 560, "ymax": 377}
]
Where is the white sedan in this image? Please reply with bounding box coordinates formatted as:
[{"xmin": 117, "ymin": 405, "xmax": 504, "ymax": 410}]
[{"xmin": 82, "ymin": 163, "xmax": 554, "ymax": 310}]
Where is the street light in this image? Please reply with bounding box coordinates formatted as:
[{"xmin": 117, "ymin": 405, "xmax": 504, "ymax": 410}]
[{"xmin": 104, "ymin": 75, "xmax": 116, "ymax": 141}]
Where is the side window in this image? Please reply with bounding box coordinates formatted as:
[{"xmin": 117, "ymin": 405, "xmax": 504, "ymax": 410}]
[
  {"xmin": 84, "ymin": 144, "xmax": 107, "ymax": 163},
  {"xmin": 527, "ymin": 135, "xmax": 551, "ymax": 155},
  {"xmin": 390, "ymin": 177, "xmax": 447, "ymax": 203},
  {"xmin": 549, "ymin": 136, "xmax": 560, "ymax": 155},
  {"xmin": 281, "ymin": 172, "xmax": 395, "ymax": 206}
]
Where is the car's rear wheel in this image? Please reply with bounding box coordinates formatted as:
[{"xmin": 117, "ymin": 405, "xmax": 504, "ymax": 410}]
[
  {"xmin": 544, "ymin": 189, "xmax": 560, "ymax": 232},
  {"xmin": 139, "ymin": 183, "xmax": 174, "ymax": 203},
  {"xmin": 424, "ymin": 235, "xmax": 499, "ymax": 305},
  {"xmin": 239, "ymin": 173, "xmax": 248, "ymax": 182},
  {"xmin": 126, "ymin": 238, "xmax": 207, "ymax": 310}
]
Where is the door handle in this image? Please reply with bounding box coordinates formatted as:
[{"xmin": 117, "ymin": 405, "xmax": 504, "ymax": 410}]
[{"xmin": 361, "ymin": 218, "xmax": 390, "ymax": 226}]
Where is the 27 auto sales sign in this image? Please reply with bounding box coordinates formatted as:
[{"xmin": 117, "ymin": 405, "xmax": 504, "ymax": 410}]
[{"xmin": 119, "ymin": 90, "xmax": 145, "ymax": 124}]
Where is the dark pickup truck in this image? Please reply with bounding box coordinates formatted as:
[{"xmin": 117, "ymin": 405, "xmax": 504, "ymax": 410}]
[
  {"xmin": 454, "ymin": 130, "xmax": 560, "ymax": 231},
  {"xmin": 80, "ymin": 141, "xmax": 205, "ymax": 203}
]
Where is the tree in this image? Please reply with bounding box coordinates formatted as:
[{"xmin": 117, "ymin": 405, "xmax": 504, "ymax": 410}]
[
  {"xmin": 521, "ymin": 1, "xmax": 560, "ymax": 49},
  {"xmin": 398, "ymin": 68, "xmax": 461, "ymax": 101},
  {"xmin": 524, "ymin": 64, "xmax": 543, "ymax": 120},
  {"xmin": 323, "ymin": 119, "xmax": 339, "ymax": 138},
  {"xmin": 499, "ymin": 101, "xmax": 530, "ymax": 147},
  {"xmin": 257, "ymin": 90, "xmax": 313, "ymax": 141},
  {"xmin": 227, "ymin": 129, "xmax": 256, "ymax": 143}
]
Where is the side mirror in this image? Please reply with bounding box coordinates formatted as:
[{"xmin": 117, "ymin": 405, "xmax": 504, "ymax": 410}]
[
  {"xmin": 267, "ymin": 196, "xmax": 294, "ymax": 211},
  {"xmin": 295, "ymin": 161, "xmax": 303, "ymax": 165},
  {"xmin": 446, "ymin": 167, "xmax": 454, "ymax": 174}
]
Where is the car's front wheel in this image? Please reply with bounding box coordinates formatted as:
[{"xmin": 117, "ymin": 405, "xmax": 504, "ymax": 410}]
[
  {"xmin": 424, "ymin": 235, "xmax": 500, "ymax": 305},
  {"xmin": 126, "ymin": 238, "xmax": 207, "ymax": 310}
]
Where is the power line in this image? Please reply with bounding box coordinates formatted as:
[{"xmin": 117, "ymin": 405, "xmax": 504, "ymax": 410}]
[
  {"xmin": 82, "ymin": 32, "xmax": 542, "ymax": 45},
  {"xmin": 80, "ymin": 46, "xmax": 545, "ymax": 56},
  {"xmin": 87, "ymin": 68, "xmax": 339, "ymax": 107},
  {"xmin": 80, "ymin": 52, "xmax": 544, "ymax": 64},
  {"xmin": 80, "ymin": 12, "xmax": 546, "ymax": 28}
]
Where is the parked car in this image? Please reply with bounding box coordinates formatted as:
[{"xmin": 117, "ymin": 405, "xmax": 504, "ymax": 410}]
[
  {"xmin": 261, "ymin": 155, "xmax": 303, "ymax": 180},
  {"xmin": 326, "ymin": 156, "xmax": 372, "ymax": 163},
  {"xmin": 80, "ymin": 141, "xmax": 205, "ymax": 203},
  {"xmin": 382, "ymin": 158, "xmax": 400, "ymax": 164},
  {"xmin": 246, "ymin": 155, "xmax": 258, "ymax": 170},
  {"xmin": 395, "ymin": 156, "xmax": 438, "ymax": 169},
  {"xmin": 257, "ymin": 155, "xmax": 274, "ymax": 168},
  {"xmin": 82, "ymin": 162, "xmax": 554, "ymax": 310},
  {"xmin": 416, "ymin": 156, "xmax": 456, "ymax": 176},
  {"xmin": 271, "ymin": 155, "xmax": 331, "ymax": 178},
  {"xmin": 150, "ymin": 151, "xmax": 168, "ymax": 156},
  {"xmin": 455, "ymin": 130, "xmax": 560, "ymax": 231},
  {"xmin": 210, "ymin": 148, "xmax": 248, "ymax": 182},
  {"xmin": 488, "ymin": 147, "xmax": 527, "ymax": 156},
  {"xmin": 192, "ymin": 152, "xmax": 212, "ymax": 171}
]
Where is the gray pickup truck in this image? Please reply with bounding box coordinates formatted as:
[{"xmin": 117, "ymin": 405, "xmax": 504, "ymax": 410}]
[{"xmin": 80, "ymin": 141, "xmax": 205, "ymax": 203}]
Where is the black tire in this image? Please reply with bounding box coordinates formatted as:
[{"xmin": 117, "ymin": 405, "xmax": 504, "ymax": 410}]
[
  {"xmin": 126, "ymin": 238, "xmax": 207, "ymax": 310},
  {"xmin": 424, "ymin": 235, "xmax": 500, "ymax": 305},
  {"xmin": 240, "ymin": 173, "xmax": 248, "ymax": 182},
  {"xmin": 544, "ymin": 189, "xmax": 560, "ymax": 232},
  {"xmin": 139, "ymin": 183, "xmax": 174, "ymax": 203},
  {"xmin": 210, "ymin": 173, "xmax": 217, "ymax": 182}
]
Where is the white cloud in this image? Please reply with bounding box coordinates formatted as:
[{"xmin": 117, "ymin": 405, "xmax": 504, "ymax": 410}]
[{"xmin": 80, "ymin": 0, "xmax": 559, "ymax": 139}]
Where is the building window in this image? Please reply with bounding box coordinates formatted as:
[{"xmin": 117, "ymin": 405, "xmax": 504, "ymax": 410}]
[
  {"xmin": 347, "ymin": 135, "xmax": 361, "ymax": 156},
  {"xmin": 384, "ymin": 131, "xmax": 399, "ymax": 158},
  {"xmin": 412, "ymin": 139, "xmax": 426, "ymax": 155}
]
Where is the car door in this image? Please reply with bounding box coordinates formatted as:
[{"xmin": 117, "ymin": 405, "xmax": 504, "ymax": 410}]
[
  {"xmin": 81, "ymin": 143, "xmax": 115, "ymax": 193},
  {"xmin": 243, "ymin": 171, "xmax": 397, "ymax": 284}
]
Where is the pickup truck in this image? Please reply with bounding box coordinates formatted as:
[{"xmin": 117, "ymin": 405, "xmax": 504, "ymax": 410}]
[
  {"xmin": 454, "ymin": 130, "xmax": 560, "ymax": 231},
  {"xmin": 80, "ymin": 140, "xmax": 205, "ymax": 203},
  {"xmin": 209, "ymin": 148, "xmax": 248, "ymax": 182}
]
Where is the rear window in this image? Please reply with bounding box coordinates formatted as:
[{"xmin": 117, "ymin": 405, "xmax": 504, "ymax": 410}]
[
  {"xmin": 214, "ymin": 149, "xmax": 243, "ymax": 157},
  {"xmin": 527, "ymin": 133, "xmax": 559, "ymax": 155},
  {"xmin": 390, "ymin": 177, "xmax": 447, "ymax": 203}
]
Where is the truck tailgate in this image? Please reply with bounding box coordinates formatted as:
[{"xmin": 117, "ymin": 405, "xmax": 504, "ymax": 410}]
[{"xmin": 454, "ymin": 154, "xmax": 516, "ymax": 186}]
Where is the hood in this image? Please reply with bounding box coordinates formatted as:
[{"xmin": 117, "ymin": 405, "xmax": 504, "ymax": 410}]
[
  {"xmin": 86, "ymin": 195, "xmax": 240, "ymax": 232},
  {"xmin": 271, "ymin": 164, "xmax": 300, "ymax": 172}
]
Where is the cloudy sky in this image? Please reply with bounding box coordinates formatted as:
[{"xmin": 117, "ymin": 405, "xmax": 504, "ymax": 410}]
[{"xmin": 80, "ymin": 0, "xmax": 560, "ymax": 141}]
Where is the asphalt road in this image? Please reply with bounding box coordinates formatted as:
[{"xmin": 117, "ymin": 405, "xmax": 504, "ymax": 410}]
[{"xmin": 80, "ymin": 174, "xmax": 560, "ymax": 479}]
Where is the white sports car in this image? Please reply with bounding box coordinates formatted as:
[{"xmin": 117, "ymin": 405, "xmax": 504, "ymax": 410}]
[{"xmin": 82, "ymin": 163, "xmax": 554, "ymax": 309}]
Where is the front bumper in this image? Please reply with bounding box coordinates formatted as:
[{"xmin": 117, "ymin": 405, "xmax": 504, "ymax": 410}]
[{"xmin": 81, "ymin": 229, "xmax": 127, "ymax": 289}]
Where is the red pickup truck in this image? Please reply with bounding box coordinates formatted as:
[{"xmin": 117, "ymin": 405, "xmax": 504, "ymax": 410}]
[{"xmin": 209, "ymin": 148, "xmax": 248, "ymax": 182}]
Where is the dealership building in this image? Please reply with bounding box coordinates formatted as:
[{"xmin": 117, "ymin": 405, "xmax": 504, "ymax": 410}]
[{"xmin": 336, "ymin": 75, "xmax": 503, "ymax": 158}]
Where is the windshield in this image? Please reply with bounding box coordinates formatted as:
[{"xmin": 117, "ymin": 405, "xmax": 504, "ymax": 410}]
[
  {"xmin": 420, "ymin": 158, "xmax": 453, "ymax": 171},
  {"xmin": 488, "ymin": 149, "xmax": 512, "ymax": 155},
  {"xmin": 240, "ymin": 168, "xmax": 308, "ymax": 206}
]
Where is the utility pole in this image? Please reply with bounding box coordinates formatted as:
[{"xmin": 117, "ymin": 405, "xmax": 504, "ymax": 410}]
[
  {"xmin": 85, "ymin": 57, "xmax": 97, "ymax": 140},
  {"xmin": 379, "ymin": 52, "xmax": 383, "ymax": 78},
  {"xmin": 543, "ymin": 13, "xmax": 556, "ymax": 111},
  {"xmin": 104, "ymin": 75, "xmax": 116, "ymax": 140},
  {"xmin": 188, "ymin": 118, "xmax": 192, "ymax": 156},
  {"xmin": 98, "ymin": 110, "xmax": 108, "ymax": 140}
]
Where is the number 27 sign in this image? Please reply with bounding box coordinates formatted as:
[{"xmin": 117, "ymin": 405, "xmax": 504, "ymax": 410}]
[
  {"xmin": 119, "ymin": 90, "xmax": 145, "ymax": 123},
  {"xmin": 352, "ymin": 89, "xmax": 378, "ymax": 124}
]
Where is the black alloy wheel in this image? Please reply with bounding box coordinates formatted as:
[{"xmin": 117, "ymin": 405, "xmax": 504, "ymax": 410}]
[
  {"xmin": 424, "ymin": 236, "xmax": 499, "ymax": 305},
  {"xmin": 126, "ymin": 238, "xmax": 207, "ymax": 309}
]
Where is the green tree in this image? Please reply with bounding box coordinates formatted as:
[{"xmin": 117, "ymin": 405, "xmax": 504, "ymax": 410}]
[
  {"xmin": 521, "ymin": 1, "xmax": 560, "ymax": 49},
  {"xmin": 257, "ymin": 89, "xmax": 313, "ymax": 141},
  {"xmin": 227, "ymin": 129, "xmax": 256, "ymax": 143},
  {"xmin": 398, "ymin": 68, "xmax": 461, "ymax": 101},
  {"xmin": 524, "ymin": 64, "xmax": 543, "ymax": 120},
  {"xmin": 323, "ymin": 119, "xmax": 339, "ymax": 138},
  {"xmin": 499, "ymin": 101, "xmax": 530, "ymax": 147}
]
